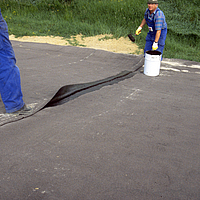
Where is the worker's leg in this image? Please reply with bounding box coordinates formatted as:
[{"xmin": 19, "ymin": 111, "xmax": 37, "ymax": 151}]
[
  {"xmin": 0, "ymin": 63, "xmax": 25, "ymax": 113},
  {"xmin": 0, "ymin": 15, "xmax": 25, "ymax": 113},
  {"xmin": 144, "ymin": 40, "xmax": 153, "ymax": 54},
  {"xmin": 144, "ymin": 33, "xmax": 153, "ymax": 54}
]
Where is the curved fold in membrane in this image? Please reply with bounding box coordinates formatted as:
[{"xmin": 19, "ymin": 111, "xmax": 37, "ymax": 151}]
[{"xmin": 0, "ymin": 68, "xmax": 142, "ymax": 126}]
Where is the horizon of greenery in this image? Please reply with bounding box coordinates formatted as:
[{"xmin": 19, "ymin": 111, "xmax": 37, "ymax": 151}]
[{"xmin": 0, "ymin": 0, "xmax": 200, "ymax": 62}]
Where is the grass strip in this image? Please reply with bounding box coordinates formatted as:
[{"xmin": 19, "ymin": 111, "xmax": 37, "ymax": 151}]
[{"xmin": 0, "ymin": 0, "xmax": 199, "ymax": 62}]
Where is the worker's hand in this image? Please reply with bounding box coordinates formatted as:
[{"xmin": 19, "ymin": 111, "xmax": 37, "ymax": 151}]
[
  {"xmin": 135, "ymin": 26, "xmax": 142, "ymax": 35},
  {"xmin": 152, "ymin": 42, "xmax": 158, "ymax": 50}
]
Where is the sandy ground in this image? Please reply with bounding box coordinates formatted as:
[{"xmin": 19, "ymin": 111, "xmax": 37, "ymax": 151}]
[{"xmin": 9, "ymin": 34, "xmax": 143, "ymax": 54}]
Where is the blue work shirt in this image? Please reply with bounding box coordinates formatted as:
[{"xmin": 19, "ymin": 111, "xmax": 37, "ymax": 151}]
[{"xmin": 144, "ymin": 8, "xmax": 167, "ymax": 31}]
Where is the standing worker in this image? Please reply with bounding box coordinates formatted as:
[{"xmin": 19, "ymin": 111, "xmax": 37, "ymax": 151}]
[
  {"xmin": 0, "ymin": 9, "xmax": 31, "ymax": 114},
  {"xmin": 135, "ymin": 0, "xmax": 167, "ymax": 58}
]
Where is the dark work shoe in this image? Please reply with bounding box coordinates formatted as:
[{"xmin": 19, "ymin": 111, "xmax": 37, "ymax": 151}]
[{"xmin": 12, "ymin": 104, "xmax": 32, "ymax": 115}]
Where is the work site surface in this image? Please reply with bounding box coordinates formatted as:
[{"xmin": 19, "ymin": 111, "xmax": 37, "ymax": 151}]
[{"xmin": 0, "ymin": 41, "xmax": 200, "ymax": 200}]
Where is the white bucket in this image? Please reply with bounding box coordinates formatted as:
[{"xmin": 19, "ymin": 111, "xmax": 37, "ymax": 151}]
[{"xmin": 144, "ymin": 50, "xmax": 162, "ymax": 76}]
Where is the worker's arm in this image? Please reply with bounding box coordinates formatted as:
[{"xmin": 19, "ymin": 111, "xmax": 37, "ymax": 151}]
[
  {"xmin": 140, "ymin": 18, "xmax": 147, "ymax": 28},
  {"xmin": 152, "ymin": 30, "xmax": 161, "ymax": 50},
  {"xmin": 135, "ymin": 18, "xmax": 146, "ymax": 35},
  {"xmin": 155, "ymin": 30, "xmax": 161, "ymax": 43}
]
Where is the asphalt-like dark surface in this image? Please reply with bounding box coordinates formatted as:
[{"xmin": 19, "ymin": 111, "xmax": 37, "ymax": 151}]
[
  {"xmin": 0, "ymin": 41, "xmax": 200, "ymax": 200},
  {"xmin": 0, "ymin": 41, "xmax": 144, "ymax": 126}
]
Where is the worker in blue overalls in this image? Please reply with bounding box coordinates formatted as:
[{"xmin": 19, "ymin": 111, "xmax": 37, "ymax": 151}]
[
  {"xmin": 0, "ymin": 9, "xmax": 31, "ymax": 114},
  {"xmin": 135, "ymin": 0, "xmax": 167, "ymax": 58}
]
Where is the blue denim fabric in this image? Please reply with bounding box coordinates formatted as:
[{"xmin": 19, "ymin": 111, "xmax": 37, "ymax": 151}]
[
  {"xmin": 144, "ymin": 8, "xmax": 167, "ymax": 30},
  {"xmin": 0, "ymin": 9, "xmax": 24, "ymax": 113},
  {"xmin": 144, "ymin": 8, "xmax": 167, "ymax": 58},
  {"xmin": 144, "ymin": 28, "xmax": 167, "ymax": 55}
]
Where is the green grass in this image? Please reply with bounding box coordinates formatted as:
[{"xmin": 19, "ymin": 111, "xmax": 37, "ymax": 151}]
[{"xmin": 0, "ymin": 0, "xmax": 200, "ymax": 62}]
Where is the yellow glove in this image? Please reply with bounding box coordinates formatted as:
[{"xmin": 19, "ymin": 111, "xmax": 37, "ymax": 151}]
[
  {"xmin": 152, "ymin": 42, "xmax": 158, "ymax": 50},
  {"xmin": 135, "ymin": 26, "xmax": 142, "ymax": 35}
]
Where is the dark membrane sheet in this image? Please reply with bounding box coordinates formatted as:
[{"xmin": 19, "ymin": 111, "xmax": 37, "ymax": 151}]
[
  {"xmin": 0, "ymin": 41, "xmax": 144, "ymax": 126},
  {"xmin": 0, "ymin": 41, "xmax": 200, "ymax": 200}
]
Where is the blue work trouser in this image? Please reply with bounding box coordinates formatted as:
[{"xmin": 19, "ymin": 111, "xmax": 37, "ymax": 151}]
[
  {"xmin": 0, "ymin": 11, "xmax": 24, "ymax": 113},
  {"xmin": 144, "ymin": 28, "xmax": 167, "ymax": 59}
]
